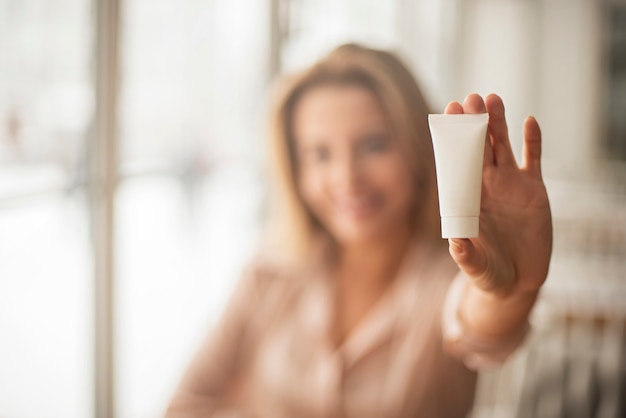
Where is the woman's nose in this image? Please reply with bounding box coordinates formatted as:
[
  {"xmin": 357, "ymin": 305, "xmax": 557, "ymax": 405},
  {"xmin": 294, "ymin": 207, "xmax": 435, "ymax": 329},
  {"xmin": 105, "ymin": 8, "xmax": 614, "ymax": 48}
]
[{"xmin": 330, "ymin": 152, "xmax": 362, "ymax": 193}]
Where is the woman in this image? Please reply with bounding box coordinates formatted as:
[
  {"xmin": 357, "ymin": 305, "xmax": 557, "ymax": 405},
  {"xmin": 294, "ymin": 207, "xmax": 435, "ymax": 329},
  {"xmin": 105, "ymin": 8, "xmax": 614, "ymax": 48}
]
[{"xmin": 166, "ymin": 44, "xmax": 552, "ymax": 417}]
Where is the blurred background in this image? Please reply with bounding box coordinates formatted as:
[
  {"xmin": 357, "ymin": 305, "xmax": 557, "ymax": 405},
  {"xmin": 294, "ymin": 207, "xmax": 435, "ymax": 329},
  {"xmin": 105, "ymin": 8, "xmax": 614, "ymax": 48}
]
[{"xmin": 0, "ymin": 0, "xmax": 624, "ymax": 417}]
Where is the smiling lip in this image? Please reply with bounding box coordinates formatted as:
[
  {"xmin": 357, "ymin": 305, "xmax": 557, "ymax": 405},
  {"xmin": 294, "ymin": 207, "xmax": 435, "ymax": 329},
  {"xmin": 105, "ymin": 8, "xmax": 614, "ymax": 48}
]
[{"xmin": 335, "ymin": 195, "xmax": 381, "ymax": 220}]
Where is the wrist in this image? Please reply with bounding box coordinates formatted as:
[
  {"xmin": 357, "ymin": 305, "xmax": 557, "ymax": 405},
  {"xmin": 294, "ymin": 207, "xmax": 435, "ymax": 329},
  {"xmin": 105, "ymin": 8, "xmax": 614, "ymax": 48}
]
[
  {"xmin": 468, "ymin": 270, "xmax": 542, "ymax": 301},
  {"xmin": 459, "ymin": 278, "xmax": 538, "ymax": 338}
]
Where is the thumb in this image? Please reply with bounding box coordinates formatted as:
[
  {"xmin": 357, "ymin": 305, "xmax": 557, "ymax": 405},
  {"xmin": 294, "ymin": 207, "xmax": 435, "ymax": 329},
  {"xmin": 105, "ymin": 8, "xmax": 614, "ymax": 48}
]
[{"xmin": 448, "ymin": 238, "xmax": 488, "ymax": 279}]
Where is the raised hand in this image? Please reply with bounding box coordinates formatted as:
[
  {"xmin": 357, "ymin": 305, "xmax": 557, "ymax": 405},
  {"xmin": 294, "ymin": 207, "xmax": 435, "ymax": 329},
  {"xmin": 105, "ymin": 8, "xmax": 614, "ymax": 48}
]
[{"xmin": 445, "ymin": 94, "xmax": 553, "ymax": 298}]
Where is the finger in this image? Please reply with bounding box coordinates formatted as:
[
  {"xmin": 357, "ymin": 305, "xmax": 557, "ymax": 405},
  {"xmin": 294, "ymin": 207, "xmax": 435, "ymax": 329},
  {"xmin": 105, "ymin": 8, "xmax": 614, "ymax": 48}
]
[
  {"xmin": 448, "ymin": 238, "xmax": 488, "ymax": 278},
  {"xmin": 485, "ymin": 94, "xmax": 516, "ymax": 167},
  {"xmin": 445, "ymin": 101, "xmax": 464, "ymax": 114},
  {"xmin": 463, "ymin": 94, "xmax": 494, "ymax": 167},
  {"xmin": 483, "ymin": 133, "xmax": 495, "ymax": 168},
  {"xmin": 521, "ymin": 116, "xmax": 543, "ymax": 178},
  {"xmin": 462, "ymin": 93, "xmax": 486, "ymax": 114}
]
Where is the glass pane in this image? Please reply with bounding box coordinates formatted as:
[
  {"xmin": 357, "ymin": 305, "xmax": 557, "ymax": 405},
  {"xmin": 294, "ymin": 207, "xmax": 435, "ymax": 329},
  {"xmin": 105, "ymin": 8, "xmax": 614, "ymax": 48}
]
[
  {"xmin": 0, "ymin": 194, "xmax": 93, "ymax": 418},
  {"xmin": 115, "ymin": 170, "xmax": 262, "ymax": 418},
  {"xmin": 0, "ymin": 0, "xmax": 93, "ymax": 198},
  {"xmin": 0, "ymin": 1, "xmax": 93, "ymax": 418},
  {"xmin": 118, "ymin": 0, "xmax": 269, "ymax": 174},
  {"xmin": 116, "ymin": 1, "xmax": 268, "ymax": 416},
  {"xmin": 282, "ymin": 0, "xmax": 397, "ymax": 71}
]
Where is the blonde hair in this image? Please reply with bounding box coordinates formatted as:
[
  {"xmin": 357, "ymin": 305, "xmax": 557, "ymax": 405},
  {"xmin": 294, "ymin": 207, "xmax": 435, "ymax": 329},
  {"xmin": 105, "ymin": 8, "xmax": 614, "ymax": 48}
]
[{"xmin": 266, "ymin": 43, "xmax": 442, "ymax": 263}]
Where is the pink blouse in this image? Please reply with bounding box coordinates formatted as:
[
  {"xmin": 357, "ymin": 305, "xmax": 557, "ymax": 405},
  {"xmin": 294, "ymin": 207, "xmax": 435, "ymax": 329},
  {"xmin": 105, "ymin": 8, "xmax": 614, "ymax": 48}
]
[{"xmin": 165, "ymin": 241, "xmax": 527, "ymax": 418}]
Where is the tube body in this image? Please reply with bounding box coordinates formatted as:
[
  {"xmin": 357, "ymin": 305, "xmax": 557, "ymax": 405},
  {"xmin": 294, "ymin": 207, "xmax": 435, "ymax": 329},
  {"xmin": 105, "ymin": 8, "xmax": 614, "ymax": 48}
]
[{"xmin": 428, "ymin": 113, "xmax": 489, "ymax": 238}]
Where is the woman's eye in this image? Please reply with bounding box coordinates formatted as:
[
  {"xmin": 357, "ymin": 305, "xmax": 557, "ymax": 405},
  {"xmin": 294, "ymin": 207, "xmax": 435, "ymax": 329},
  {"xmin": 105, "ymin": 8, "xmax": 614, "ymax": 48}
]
[
  {"xmin": 360, "ymin": 135, "xmax": 389, "ymax": 153},
  {"xmin": 302, "ymin": 146, "xmax": 330, "ymax": 163}
]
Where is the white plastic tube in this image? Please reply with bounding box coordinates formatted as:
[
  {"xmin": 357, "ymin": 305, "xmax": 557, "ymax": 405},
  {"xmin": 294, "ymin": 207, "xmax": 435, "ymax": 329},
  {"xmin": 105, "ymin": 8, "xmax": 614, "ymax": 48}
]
[{"xmin": 428, "ymin": 113, "xmax": 489, "ymax": 238}]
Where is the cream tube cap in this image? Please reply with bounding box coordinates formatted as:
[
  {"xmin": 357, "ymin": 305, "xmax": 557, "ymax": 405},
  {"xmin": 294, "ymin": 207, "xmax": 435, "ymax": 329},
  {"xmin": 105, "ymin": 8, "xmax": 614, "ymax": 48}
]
[{"xmin": 441, "ymin": 217, "xmax": 479, "ymax": 238}]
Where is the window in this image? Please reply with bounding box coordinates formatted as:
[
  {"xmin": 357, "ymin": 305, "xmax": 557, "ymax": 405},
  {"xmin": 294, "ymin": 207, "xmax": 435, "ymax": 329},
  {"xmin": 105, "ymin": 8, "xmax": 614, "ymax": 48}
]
[{"xmin": 0, "ymin": 1, "xmax": 271, "ymax": 417}]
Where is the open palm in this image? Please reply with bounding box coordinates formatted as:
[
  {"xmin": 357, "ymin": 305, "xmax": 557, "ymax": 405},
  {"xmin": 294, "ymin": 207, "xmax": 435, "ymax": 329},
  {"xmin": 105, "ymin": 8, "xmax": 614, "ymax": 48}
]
[{"xmin": 446, "ymin": 94, "xmax": 553, "ymax": 297}]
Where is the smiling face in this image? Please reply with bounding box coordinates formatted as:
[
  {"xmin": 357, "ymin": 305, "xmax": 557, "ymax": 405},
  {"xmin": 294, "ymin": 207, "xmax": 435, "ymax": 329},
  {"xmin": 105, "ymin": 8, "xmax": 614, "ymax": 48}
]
[{"xmin": 293, "ymin": 84, "xmax": 416, "ymax": 247}]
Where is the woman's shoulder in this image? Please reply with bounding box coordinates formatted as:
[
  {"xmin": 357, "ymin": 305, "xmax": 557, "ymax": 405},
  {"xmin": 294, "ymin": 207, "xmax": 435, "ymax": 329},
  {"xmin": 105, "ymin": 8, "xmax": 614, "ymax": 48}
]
[
  {"xmin": 228, "ymin": 251, "xmax": 313, "ymax": 338},
  {"xmin": 238, "ymin": 249, "xmax": 308, "ymax": 300}
]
